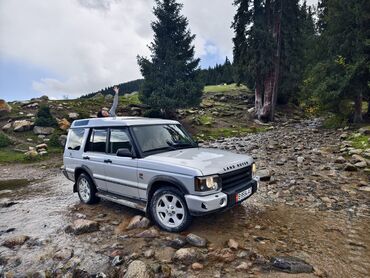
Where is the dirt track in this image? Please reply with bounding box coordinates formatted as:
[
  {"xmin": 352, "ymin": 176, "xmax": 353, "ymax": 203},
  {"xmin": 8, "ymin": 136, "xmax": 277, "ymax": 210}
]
[{"xmin": 0, "ymin": 120, "xmax": 369, "ymax": 277}]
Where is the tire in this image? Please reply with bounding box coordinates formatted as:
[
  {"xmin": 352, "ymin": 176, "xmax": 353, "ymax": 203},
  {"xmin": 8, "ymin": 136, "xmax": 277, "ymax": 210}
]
[
  {"xmin": 76, "ymin": 173, "xmax": 99, "ymax": 204},
  {"xmin": 149, "ymin": 186, "xmax": 192, "ymax": 232}
]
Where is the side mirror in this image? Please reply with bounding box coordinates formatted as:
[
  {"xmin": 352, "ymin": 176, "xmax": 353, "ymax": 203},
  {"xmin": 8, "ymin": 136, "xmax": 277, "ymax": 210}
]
[{"xmin": 116, "ymin": 148, "xmax": 134, "ymax": 158}]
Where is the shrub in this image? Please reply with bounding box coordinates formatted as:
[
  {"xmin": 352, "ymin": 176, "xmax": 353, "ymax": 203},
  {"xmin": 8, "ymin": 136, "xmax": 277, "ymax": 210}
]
[
  {"xmin": 34, "ymin": 105, "xmax": 58, "ymax": 127},
  {"xmin": 143, "ymin": 109, "xmax": 163, "ymax": 118},
  {"xmin": 0, "ymin": 132, "xmax": 11, "ymax": 148},
  {"xmin": 49, "ymin": 133, "xmax": 62, "ymax": 148}
]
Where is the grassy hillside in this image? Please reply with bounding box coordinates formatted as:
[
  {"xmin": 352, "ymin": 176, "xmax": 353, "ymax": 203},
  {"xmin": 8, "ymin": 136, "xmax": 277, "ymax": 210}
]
[{"xmin": 0, "ymin": 84, "xmax": 290, "ymax": 164}]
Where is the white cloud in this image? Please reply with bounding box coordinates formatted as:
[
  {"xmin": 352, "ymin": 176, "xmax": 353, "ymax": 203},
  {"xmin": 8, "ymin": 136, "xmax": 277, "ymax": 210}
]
[{"xmin": 0, "ymin": 0, "xmax": 318, "ymax": 99}]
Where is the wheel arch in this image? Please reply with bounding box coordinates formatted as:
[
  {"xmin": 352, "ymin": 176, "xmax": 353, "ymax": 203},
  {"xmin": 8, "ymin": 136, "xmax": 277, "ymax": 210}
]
[
  {"xmin": 73, "ymin": 166, "xmax": 95, "ymax": 193},
  {"xmin": 147, "ymin": 176, "xmax": 189, "ymax": 204}
]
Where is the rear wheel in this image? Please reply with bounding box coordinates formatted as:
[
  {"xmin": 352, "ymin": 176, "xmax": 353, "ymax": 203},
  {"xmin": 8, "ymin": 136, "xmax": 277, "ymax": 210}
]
[
  {"xmin": 77, "ymin": 173, "xmax": 99, "ymax": 204},
  {"xmin": 150, "ymin": 186, "xmax": 192, "ymax": 232}
]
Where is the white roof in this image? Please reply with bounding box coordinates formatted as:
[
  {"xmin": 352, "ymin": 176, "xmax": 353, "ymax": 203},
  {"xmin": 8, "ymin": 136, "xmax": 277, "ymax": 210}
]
[{"xmin": 70, "ymin": 116, "xmax": 179, "ymax": 128}]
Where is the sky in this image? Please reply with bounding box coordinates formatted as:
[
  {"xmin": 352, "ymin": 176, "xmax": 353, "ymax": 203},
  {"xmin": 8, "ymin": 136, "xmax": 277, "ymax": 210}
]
[{"xmin": 0, "ymin": 0, "xmax": 318, "ymax": 101}]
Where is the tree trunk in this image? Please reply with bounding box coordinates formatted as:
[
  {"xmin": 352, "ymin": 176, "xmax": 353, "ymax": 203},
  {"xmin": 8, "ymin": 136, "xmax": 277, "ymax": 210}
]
[
  {"xmin": 353, "ymin": 92, "xmax": 363, "ymax": 123},
  {"xmin": 260, "ymin": 72, "xmax": 274, "ymax": 121},
  {"xmin": 270, "ymin": 0, "xmax": 283, "ymax": 122},
  {"xmin": 255, "ymin": 80, "xmax": 263, "ymax": 120}
]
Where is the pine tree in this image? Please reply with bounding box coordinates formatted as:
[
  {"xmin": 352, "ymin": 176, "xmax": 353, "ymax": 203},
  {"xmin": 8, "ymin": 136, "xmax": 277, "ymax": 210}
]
[
  {"xmin": 137, "ymin": 0, "xmax": 203, "ymax": 117},
  {"xmin": 303, "ymin": 0, "xmax": 370, "ymax": 123}
]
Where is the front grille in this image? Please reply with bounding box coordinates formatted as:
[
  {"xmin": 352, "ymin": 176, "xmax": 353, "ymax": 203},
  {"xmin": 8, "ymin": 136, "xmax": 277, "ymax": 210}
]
[{"xmin": 220, "ymin": 166, "xmax": 252, "ymax": 190}]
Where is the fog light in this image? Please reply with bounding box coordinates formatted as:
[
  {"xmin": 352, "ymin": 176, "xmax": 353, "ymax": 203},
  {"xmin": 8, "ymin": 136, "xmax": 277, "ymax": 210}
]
[{"xmin": 220, "ymin": 198, "xmax": 226, "ymax": 206}]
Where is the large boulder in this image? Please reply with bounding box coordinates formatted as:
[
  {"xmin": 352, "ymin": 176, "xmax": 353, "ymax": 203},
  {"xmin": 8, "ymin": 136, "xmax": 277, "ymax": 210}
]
[
  {"xmin": 0, "ymin": 99, "xmax": 11, "ymax": 116},
  {"xmin": 13, "ymin": 120, "xmax": 32, "ymax": 132},
  {"xmin": 33, "ymin": 126, "xmax": 54, "ymax": 135}
]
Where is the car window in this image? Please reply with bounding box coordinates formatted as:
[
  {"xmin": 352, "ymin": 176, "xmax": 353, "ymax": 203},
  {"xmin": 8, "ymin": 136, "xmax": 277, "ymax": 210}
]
[
  {"xmin": 133, "ymin": 124, "xmax": 194, "ymax": 153},
  {"xmin": 66, "ymin": 128, "xmax": 85, "ymax": 151},
  {"xmin": 109, "ymin": 129, "xmax": 133, "ymax": 154},
  {"xmin": 85, "ymin": 128, "xmax": 107, "ymax": 153}
]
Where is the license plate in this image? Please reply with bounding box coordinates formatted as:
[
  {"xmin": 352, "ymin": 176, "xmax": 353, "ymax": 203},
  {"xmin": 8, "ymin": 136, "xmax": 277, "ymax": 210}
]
[{"xmin": 236, "ymin": 187, "xmax": 252, "ymax": 202}]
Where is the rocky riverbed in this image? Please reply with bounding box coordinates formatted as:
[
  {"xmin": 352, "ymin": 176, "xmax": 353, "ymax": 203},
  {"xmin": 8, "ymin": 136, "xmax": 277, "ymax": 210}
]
[{"xmin": 0, "ymin": 119, "xmax": 369, "ymax": 277}]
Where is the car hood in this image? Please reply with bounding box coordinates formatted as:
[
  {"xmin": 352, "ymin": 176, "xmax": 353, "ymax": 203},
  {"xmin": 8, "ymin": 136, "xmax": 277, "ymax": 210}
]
[{"xmin": 145, "ymin": 147, "xmax": 253, "ymax": 176}]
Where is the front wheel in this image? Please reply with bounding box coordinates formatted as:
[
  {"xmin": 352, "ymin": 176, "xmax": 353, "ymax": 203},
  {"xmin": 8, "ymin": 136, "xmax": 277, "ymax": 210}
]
[
  {"xmin": 150, "ymin": 187, "xmax": 192, "ymax": 232},
  {"xmin": 77, "ymin": 173, "xmax": 99, "ymax": 204}
]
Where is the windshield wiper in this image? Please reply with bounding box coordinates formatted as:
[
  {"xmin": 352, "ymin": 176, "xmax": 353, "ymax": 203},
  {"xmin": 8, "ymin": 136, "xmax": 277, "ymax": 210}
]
[{"xmin": 167, "ymin": 141, "xmax": 195, "ymax": 149}]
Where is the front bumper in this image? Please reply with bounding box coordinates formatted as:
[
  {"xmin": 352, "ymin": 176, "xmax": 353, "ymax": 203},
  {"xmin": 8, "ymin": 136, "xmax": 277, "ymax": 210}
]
[{"xmin": 185, "ymin": 178, "xmax": 258, "ymax": 216}]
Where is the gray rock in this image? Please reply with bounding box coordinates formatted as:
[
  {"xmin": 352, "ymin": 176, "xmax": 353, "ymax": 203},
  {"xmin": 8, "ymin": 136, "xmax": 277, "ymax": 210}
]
[
  {"xmin": 0, "ymin": 198, "xmax": 17, "ymax": 208},
  {"xmin": 123, "ymin": 260, "xmax": 154, "ymax": 278},
  {"xmin": 173, "ymin": 248, "xmax": 203, "ymax": 265},
  {"xmin": 112, "ymin": 255, "xmax": 123, "ymax": 266},
  {"xmin": 355, "ymin": 161, "xmax": 367, "ymax": 168},
  {"xmin": 13, "ymin": 120, "xmax": 32, "ymax": 132},
  {"xmin": 127, "ymin": 215, "xmax": 151, "ymax": 230},
  {"xmin": 186, "ymin": 233, "xmax": 207, "ymax": 247},
  {"xmin": 3, "ymin": 235, "xmax": 30, "ymax": 248},
  {"xmin": 344, "ymin": 163, "xmax": 357, "ymax": 172},
  {"xmin": 2, "ymin": 123, "xmax": 12, "ymax": 131},
  {"xmin": 256, "ymin": 169, "xmax": 271, "ymax": 181},
  {"xmin": 136, "ymin": 227, "xmax": 159, "ymax": 238},
  {"xmin": 33, "ymin": 126, "xmax": 54, "ymax": 135},
  {"xmin": 168, "ymin": 237, "xmax": 187, "ymax": 249},
  {"xmin": 270, "ymin": 256, "xmax": 314, "ymax": 273},
  {"xmin": 65, "ymin": 219, "xmax": 99, "ymax": 235},
  {"xmin": 68, "ymin": 112, "xmax": 79, "ymax": 120},
  {"xmin": 59, "ymin": 135, "xmax": 68, "ymax": 147},
  {"xmin": 359, "ymin": 127, "xmax": 370, "ymax": 135}
]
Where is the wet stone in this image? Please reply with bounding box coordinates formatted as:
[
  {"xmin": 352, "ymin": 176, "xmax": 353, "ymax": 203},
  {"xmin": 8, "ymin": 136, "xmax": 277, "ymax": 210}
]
[
  {"xmin": 65, "ymin": 219, "xmax": 99, "ymax": 235},
  {"xmin": 167, "ymin": 236, "xmax": 187, "ymax": 249},
  {"xmin": 0, "ymin": 198, "xmax": 17, "ymax": 208},
  {"xmin": 270, "ymin": 256, "xmax": 314, "ymax": 273},
  {"xmin": 136, "ymin": 227, "xmax": 159, "ymax": 238},
  {"xmin": 3, "ymin": 235, "xmax": 30, "ymax": 248},
  {"xmin": 112, "ymin": 255, "xmax": 124, "ymax": 266},
  {"xmin": 127, "ymin": 215, "xmax": 151, "ymax": 230},
  {"xmin": 186, "ymin": 233, "xmax": 207, "ymax": 247}
]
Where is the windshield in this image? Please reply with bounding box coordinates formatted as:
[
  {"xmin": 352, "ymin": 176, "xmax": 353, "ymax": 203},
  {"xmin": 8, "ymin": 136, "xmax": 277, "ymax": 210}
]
[{"xmin": 132, "ymin": 124, "xmax": 196, "ymax": 154}]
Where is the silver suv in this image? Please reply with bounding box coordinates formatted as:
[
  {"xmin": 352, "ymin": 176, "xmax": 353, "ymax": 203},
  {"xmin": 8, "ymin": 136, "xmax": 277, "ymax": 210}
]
[{"xmin": 62, "ymin": 117, "xmax": 258, "ymax": 232}]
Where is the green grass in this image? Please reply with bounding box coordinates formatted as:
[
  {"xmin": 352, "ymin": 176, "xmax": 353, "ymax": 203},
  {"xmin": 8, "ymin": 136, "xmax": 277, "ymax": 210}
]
[
  {"xmin": 0, "ymin": 149, "xmax": 28, "ymax": 164},
  {"xmin": 0, "ymin": 146, "xmax": 62, "ymax": 165},
  {"xmin": 204, "ymin": 83, "xmax": 248, "ymax": 93},
  {"xmin": 349, "ymin": 134, "xmax": 370, "ymax": 150}
]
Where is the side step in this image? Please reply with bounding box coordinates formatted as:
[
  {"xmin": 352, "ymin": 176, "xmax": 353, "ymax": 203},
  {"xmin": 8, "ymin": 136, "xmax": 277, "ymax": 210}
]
[{"xmin": 96, "ymin": 192, "xmax": 146, "ymax": 212}]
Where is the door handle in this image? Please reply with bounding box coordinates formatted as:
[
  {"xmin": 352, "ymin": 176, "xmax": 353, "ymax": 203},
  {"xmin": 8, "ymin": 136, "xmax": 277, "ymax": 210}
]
[
  {"xmin": 104, "ymin": 159, "xmax": 112, "ymax": 163},
  {"xmin": 83, "ymin": 156, "xmax": 90, "ymax": 160}
]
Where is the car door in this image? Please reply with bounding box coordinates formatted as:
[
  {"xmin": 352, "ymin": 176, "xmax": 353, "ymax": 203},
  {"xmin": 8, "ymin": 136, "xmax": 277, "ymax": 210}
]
[
  {"xmin": 82, "ymin": 128, "xmax": 110, "ymax": 192},
  {"xmin": 104, "ymin": 127, "xmax": 139, "ymax": 199}
]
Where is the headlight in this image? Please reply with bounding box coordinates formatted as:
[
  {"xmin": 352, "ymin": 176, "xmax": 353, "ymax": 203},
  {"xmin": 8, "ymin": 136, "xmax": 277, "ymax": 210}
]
[
  {"xmin": 252, "ymin": 163, "xmax": 257, "ymax": 177},
  {"xmin": 194, "ymin": 175, "xmax": 220, "ymax": 191}
]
